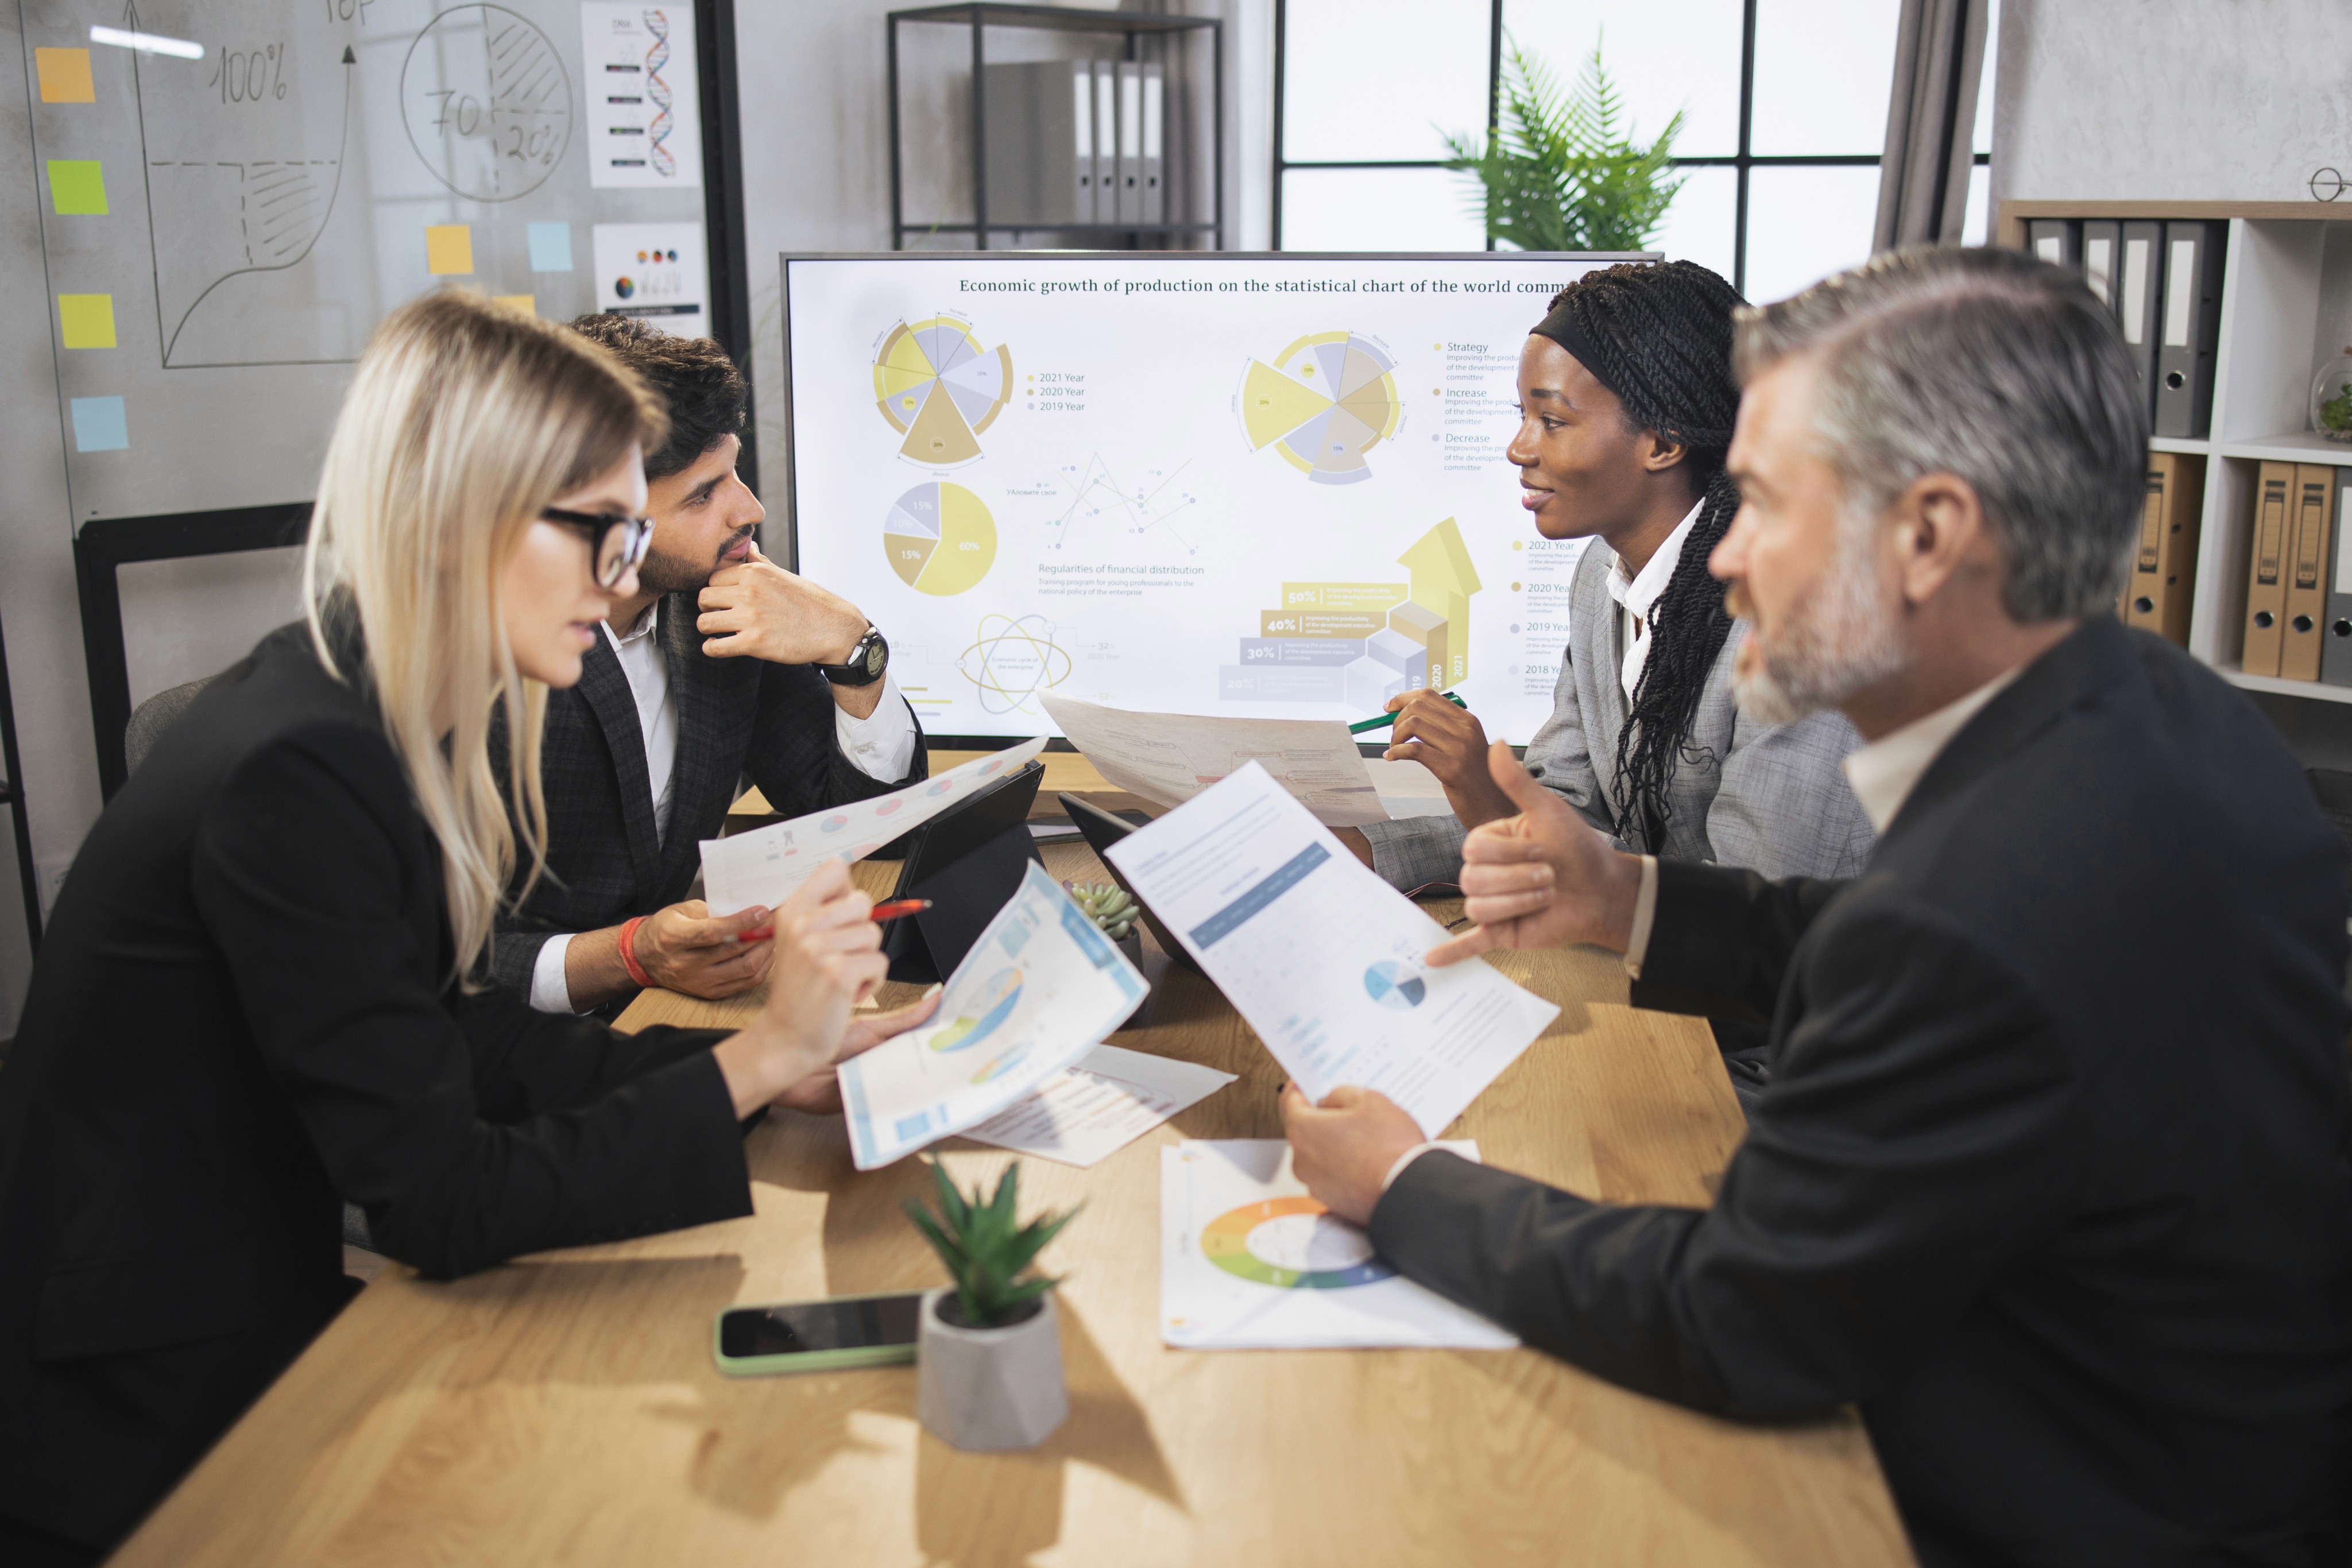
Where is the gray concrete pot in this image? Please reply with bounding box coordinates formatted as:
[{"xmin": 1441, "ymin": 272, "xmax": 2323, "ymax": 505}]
[{"xmin": 916, "ymin": 1287, "xmax": 1069, "ymax": 1451}]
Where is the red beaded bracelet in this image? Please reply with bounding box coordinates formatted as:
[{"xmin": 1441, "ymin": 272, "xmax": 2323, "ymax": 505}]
[{"xmin": 617, "ymin": 915, "xmax": 655, "ymax": 989}]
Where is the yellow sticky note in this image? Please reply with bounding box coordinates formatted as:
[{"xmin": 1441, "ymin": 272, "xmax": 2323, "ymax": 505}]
[
  {"xmin": 492, "ymin": 294, "xmax": 536, "ymax": 316},
  {"xmin": 37, "ymin": 48, "xmax": 95, "ymax": 103},
  {"xmin": 424, "ymin": 224, "xmax": 474, "ymax": 275},
  {"xmin": 57, "ymin": 293, "xmax": 115, "ymax": 349}
]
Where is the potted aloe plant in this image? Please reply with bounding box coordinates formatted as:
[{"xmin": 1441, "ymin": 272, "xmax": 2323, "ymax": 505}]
[
  {"xmin": 1065, "ymin": 879, "xmax": 1143, "ymax": 968},
  {"xmin": 905, "ymin": 1158, "xmax": 1080, "ymax": 1450}
]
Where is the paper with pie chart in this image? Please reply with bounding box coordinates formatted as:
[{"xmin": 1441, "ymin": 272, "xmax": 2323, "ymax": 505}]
[
  {"xmin": 698, "ymin": 737, "xmax": 1046, "ymax": 916},
  {"xmin": 842, "ymin": 862, "xmax": 1147, "ymax": 1170},
  {"xmin": 1160, "ymin": 1140, "xmax": 1517, "ymax": 1349},
  {"xmin": 1239, "ymin": 331, "xmax": 1403, "ymax": 485},
  {"xmin": 1107, "ymin": 762, "xmax": 1557, "ymax": 1136},
  {"xmin": 873, "ymin": 315, "xmax": 1013, "ymax": 466}
]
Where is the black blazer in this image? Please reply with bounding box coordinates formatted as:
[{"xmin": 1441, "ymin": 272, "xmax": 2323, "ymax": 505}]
[
  {"xmin": 490, "ymin": 591, "xmax": 928, "ymax": 993},
  {"xmin": 0, "ymin": 624, "xmax": 756, "ymax": 1556},
  {"xmin": 1371, "ymin": 618, "xmax": 2352, "ymax": 1566}
]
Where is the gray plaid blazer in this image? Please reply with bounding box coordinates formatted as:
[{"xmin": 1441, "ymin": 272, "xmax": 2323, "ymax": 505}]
[
  {"xmin": 489, "ymin": 593, "xmax": 927, "ymax": 991},
  {"xmin": 1362, "ymin": 542, "xmax": 1874, "ymax": 890}
]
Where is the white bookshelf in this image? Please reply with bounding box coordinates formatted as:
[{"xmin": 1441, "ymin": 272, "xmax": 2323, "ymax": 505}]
[{"xmin": 2002, "ymin": 201, "xmax": 2352, "ymax": 710}]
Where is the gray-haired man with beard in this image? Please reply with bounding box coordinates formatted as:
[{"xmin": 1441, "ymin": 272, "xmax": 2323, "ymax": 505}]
[{"xmin": 1280, "ymin": 247, "xmax": 2352, "ymax": 1565}]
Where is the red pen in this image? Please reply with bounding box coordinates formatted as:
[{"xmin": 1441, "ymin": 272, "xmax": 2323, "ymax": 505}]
[{"xmin": 735, "ymin": 899, "xmax": 930, "ymax": 944}]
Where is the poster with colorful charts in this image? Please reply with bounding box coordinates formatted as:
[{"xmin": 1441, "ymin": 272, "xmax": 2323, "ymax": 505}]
[
  {"xmin": 885, "ymin": 481, "xmax": 998, "ymax": 595},
  {"xmin": 841, "ymin": 862, "xmax": 1147, "ymax": 1170},
  {"xmin": 1159, "ymin": 1141, "xmax": 1517, "ymax": 1350},
  {"xmin": 873, "ymin": 315, "xmax": 1014, "ymax": 466}
]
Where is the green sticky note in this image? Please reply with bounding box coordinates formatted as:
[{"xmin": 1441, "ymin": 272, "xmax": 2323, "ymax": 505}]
[{"xmin": 48, "ymin": 159, "xmax": 106, "ymax": 215}]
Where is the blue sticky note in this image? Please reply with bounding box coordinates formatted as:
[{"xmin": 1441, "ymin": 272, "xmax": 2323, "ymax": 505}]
[
  {"xmin": 70, "ymin": 394, "xmax": 127, "ymax": 452},
  {"xmin": 527, "ymin": 222, "xmax": 573, "ymax": 273}
]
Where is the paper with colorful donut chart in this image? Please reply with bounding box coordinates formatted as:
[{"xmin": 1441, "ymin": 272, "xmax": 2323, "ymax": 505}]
[
  {"xmin": 698, "ymin": 737, "xmax": 1047, "ymax": 916},
  {"xmin": 1160, "ymin": 1140, "xmax": 1517, "ymax": 1350},
  {"xmin": 1105, "ymin": 760, "xmax": 1558, "ymax": 1136},
  {"xmin": 840, "ymin": 861, "xmax": 1148, "ymax": 1170}
]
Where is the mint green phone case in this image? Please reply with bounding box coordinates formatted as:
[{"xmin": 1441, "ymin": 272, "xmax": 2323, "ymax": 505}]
[{"xmin": 711, "ymin": 1291, "xmax": 924, "ymax": 1377}]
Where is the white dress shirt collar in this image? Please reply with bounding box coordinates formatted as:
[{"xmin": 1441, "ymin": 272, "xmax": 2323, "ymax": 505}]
[
  {"xmin": 1603, "ymin": 500, "xmax": 1704, "ymax": 705},
  {"xmin": 1839, "ymin": 665, "xmax": 2026, "ymax": 834}
]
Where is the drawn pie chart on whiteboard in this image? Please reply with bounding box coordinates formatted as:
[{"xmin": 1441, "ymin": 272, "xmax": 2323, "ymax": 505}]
[
  {"xmin": 872, "ymin": 316, "xmax": 1013, "ymax": 466},
  {"xmin": 884, "ymin": 482, "xmax": 997, "ymax": 596},
  {"xmin": 1237, "ymin": 331, "xmax": 1402, "ymax": 485}
]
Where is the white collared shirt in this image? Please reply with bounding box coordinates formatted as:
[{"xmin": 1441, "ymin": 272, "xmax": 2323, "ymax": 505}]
[
  {"xmin": 1619, "ymin": 663, "xmax": 2027, "ymax": 981},
  {"xmin": 1604, "ymin": 500, "xmax": 1704, "ymax": 706},
  {"xmin": 527, "ymin": 607, "xmax": 920, "ymax": 1013}
]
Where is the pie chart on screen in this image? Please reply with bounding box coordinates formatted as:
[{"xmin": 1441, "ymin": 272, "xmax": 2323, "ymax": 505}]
[{"xmin": 884, "ymin": 482, "xmax": 996, "ymax": 597}]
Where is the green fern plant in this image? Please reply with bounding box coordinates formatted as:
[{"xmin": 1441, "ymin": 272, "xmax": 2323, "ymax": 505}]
[
  {"xmin": 1442, "ymin": 37, "xmax": 1684, "ymax": 254},
  {"xmin": 904, "ymin": 1158, "xmax": 1079, "ymax": 1328}
]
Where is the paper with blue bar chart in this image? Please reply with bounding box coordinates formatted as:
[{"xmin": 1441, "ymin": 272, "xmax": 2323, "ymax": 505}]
[
  {"xmin": 840, "ymin": 862, "xmax": 1147, "ymax": 1170},
  {"xmin": 1106, "ymin": 762, "xmax": 1556, "ymax": 1135}
]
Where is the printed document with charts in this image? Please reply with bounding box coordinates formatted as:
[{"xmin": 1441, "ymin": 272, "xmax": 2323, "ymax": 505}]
[
  {"xmin": 1041, "ymin": 694, "xmax": 1387, "ymax": 827},
  {"xmin": 1161, "ymin": 1140, "xmax": 1516, "ymax": 1350},
  {"xmin": 699, "ymin": 738, "xmax": 1046, "ymax": 915},
  {"xmin": 1105, "ymin": 761, "xmax": 1556, "ymax": 1136},
  {"xmin": 839, "ymin": 861, "xmax": 1147, "ymax": 1170}
]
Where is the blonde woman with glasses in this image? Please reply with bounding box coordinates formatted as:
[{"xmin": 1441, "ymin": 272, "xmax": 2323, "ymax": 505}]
[{"xmin": 0, "ymin": 292, "xmax": 938, "ymax": 1567}]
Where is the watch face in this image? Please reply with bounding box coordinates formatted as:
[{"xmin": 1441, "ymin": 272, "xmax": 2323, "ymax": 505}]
[{"xmin": 864, "ymin": 634, "xmax": 888, "ymax": 676}]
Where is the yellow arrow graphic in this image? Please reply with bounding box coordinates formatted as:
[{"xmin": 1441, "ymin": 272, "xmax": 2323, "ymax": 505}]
[{"xmin": 1396, "ymin": 518, "xmax": 1481, "ymax": 684}]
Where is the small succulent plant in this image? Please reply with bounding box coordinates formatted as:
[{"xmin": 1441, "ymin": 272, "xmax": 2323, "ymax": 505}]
[
  {"xmin": 2323, "ymin": 378, "xmax": 2352, "ymax": 436},
  {"xmin": 1064, "ymin": 880, "xmax": 1138, "ymax": 942},
  {"xmin": 904, "ymin": 1158, "xmax": 1078, "ymax": 1328}
]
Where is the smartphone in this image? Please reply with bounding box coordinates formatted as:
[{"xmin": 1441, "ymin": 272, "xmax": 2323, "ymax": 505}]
[{"xmin": 711, "ymin": 1291, "xmax": 924, "ymax": 1376}]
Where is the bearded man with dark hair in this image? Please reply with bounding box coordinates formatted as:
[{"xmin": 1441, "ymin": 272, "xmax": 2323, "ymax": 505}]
[{"xmin": 490, "ymin": 315, "xmax": 927, "ymax": 1013}]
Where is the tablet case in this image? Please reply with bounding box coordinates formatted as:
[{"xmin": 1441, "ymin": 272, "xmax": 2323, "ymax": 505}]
[
  {"xmin": 883, "ymin": 761, "xmax": 1045, "ymax": 984},
  {"xmin": 1059, "ymin": 791, "xmax": 1204, "ymax": 975}
]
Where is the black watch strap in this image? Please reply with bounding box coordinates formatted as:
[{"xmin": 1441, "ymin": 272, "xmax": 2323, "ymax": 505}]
[{"xmin": 818, "ymin": 626, "xmax": 888, "ymax": 687}]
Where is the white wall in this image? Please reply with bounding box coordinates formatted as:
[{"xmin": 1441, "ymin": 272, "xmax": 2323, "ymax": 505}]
[{"xmin": 1992, "ymin": 0, "xmax": 2352, "ymax": 206}]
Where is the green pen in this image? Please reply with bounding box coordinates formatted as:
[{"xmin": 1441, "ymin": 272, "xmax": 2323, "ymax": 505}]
[{"xmin": 1349, "ymin": 690, "xmax": 1467, "ymax": 734}]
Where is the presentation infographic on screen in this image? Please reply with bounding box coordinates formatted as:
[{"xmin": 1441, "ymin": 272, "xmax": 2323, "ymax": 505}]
[{"xmin": 783, "ymin": 253, "xmax": 1634, "ymax": 743}]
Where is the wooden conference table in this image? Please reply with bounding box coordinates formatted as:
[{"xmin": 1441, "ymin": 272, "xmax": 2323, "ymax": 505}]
[{"xmin": 114, "ymin": 768, "xmax": 1913, "ymax": 1567}]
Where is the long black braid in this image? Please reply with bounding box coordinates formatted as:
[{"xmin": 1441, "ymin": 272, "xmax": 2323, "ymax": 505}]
[{"xmin": 1532, "ymin": 260, "xmax": 1747, "ymax": 853}]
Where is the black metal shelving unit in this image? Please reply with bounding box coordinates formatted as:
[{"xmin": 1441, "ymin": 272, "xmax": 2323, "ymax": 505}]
[
  {"xmin": 0, "ymin": 599, "xmax": 38, "ymax": 956},
  {"xmin": 886, "ymin": 3, "xmax": 1224, "ymax": 252}
]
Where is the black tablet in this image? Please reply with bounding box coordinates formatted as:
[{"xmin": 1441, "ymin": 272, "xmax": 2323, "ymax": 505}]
[{"xmin": 880, "ymin": 760, "xmax": 1045, "ymax": 982}]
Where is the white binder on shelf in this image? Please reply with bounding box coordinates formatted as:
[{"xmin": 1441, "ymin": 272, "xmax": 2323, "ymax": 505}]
[
  {"xmin": 1115, "ymin": 61, "xmax": 1142, "ymax": 225},
  {"xmin": 1093, "ymin": 62, "xmax": 1117, "ymax": 227},
  {"xmin": 2117, "ymin": 221, "xmax": 2164, "ymax": 419},
  {"xmin": 1141, "ymin": 61, "xmax": 1166, "ymax": 227}
]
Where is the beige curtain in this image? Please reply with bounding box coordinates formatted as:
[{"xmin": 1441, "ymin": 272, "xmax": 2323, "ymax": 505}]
[{"xmin": 1874, "ymin": 0, "xmax": 1991, "ymax": 250}]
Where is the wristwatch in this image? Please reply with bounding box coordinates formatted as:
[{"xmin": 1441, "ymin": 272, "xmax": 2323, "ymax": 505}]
[{"xmin": 817, "ymin": 625, "xmax": 889, "ymax": 687}]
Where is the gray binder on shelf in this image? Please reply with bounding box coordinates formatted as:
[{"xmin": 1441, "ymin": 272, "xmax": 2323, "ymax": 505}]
[
  {"xmin": 2154, "ymin": 221, "xmax": 2225, "ymax": 439},
  {"xmin": 2326, "ymin": 471, "xmax": 2352, "ymax": 687},
  {"xmin": 979, "ymin": 61, "xmax": 1097, "ymax": 229},
  {"xmin": 2028, "ymin": 219, "xmax": 2079, "ymax": 269},
  {"xmin": 1115, "ymin": 61, "xmax": 1142, "ymax": 224},
  {"xmin": 2081, "ymin": 220, "xmax": 2119, "ymax": 308},
  {"xmin": 2117, "ymin": 221, "xmax": 2165, "ymax": 418},
  {"xmin": 1093, "ymin": 62, "xmax": 1117, "ymax": 226},
  {"xmin": 1141, "ymin": 61, "xmax": 1166, "ymax": 226}
]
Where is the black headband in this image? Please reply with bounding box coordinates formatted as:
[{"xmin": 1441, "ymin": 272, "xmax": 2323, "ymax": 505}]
[{"xmin": 1529, "ymin": 298, "xmax": 1620, "ymax": 402}]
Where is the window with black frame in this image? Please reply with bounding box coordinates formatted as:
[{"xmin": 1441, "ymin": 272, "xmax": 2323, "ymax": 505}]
[{"xmin": 1274, "ymin": 0, "xmax": 1995, "ymax": 303}]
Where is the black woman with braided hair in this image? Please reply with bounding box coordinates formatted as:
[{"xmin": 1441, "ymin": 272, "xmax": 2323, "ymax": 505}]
[{"xmin": 1339, "ymin": 260, "xmax": 1875, "ymax": 1103}]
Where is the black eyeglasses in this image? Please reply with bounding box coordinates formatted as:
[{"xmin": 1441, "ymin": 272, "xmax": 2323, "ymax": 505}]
[{"xmin": 541, "ymin": 508, "xmax": 653, "ymax": 590}]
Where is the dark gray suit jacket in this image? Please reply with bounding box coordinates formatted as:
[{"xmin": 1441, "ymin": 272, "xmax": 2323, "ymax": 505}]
[
  {"xmin": 491, "ymin": 592, "xmax": 927, "ymax": 992},
  {"xmin": 1371, "ymin": 618, "xmax": 2352, "ymax": 1565}
]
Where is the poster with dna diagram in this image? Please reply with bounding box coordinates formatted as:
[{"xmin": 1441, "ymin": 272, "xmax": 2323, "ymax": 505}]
[{"xmin": 581, "ymin": 3, "xmax": 702, "ymax": 188}]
